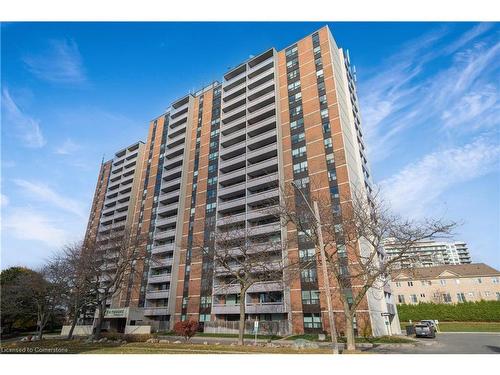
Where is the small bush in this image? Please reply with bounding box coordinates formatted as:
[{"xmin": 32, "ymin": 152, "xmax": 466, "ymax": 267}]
[
  {"xmin": 173, "ymin": 320, "xmax": 198, "ymax": 341},
  {"xmin": 123, "ymin": 334, "xmax": 152, "ymax": 342},
  {"xmin": 101, "ymin": 332, "xmax": 124, "ymax": 341}
]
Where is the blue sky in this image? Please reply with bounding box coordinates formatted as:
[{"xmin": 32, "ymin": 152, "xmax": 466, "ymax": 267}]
[{"xmin": 1, "ymin": 22, "xmax": 499, "ymax": 270}]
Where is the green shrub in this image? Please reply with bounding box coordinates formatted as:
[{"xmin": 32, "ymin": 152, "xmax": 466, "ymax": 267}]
[
  {"xmin": 122, "ymin": 334, "xmax": 152, "ymax": 342},
  {"xmin": 397, "ymin": 300, "xmax": 500, "ymax": 322}
]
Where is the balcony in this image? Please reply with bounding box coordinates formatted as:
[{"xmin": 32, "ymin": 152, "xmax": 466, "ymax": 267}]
[
  {"xmin": 247, "ymin": 143, "xmax": 277, "ymax": 162},
  {"xmin": 216, "ymin": 212, "xmax": 246, "ymax": 227},
  {"xmin": 246, "ymin": 205, "xmax": 278, "ymax": 221},
  {"xmin": 159, "ymin": 189, "xmax": 180, "ymax": 204},
  {"xmin": 247, "ymin": 172, "xmax": 279, "ymax": 190},
  {"xmin": 165, "ymin": 143, "xmax": 185, "ymax": 159},
  {"xmin": 155, "ymin": 215, "xmax": 177, "ymax": 227},
  {"xmin": 170, "ymin": 102, "xmax": 189, "ymax": 119},
  {"xmin": 150, "ymin": 257, "xmax": 174, "ymax": 269},
  {"xmin": 170, "ymin": 113, "xmax": 188, "ymax": 129},
  {"xmin": 212, "ymin": 302, "xmax": 285, "ymax": 315},
  {"xmin": 148, "ymin": 273, "xmax": 172, "ymax": 284},
  {"xmin": 219, "ymin": 154, "xmax": 246, "ymax": 171},
  {"xmin": 223, "ymin": 91, "xmax": 246, "ymax": 108},
  {"xmin": 247, "ymin": 104, "xmax": 276, "ymax": 125},
  {"xmin": 220, "ymin": 126, "xmax": 246, "ymax": 145},
  {"xmin": 218, "ymin": 181, "xmax": 246, "ymax": 198},
  {"xmin": 218, "ymin": 168, "xmax": 246, "ymax": 185},
  {"xmin": 161, "ymin": 177, "xmax": 182, "ymax": 193},
  {"xmin": 220, "ymin": 142, "xmax": 246, "ymax": 159},
  {"xmin": 247, "ymin": 56, "xmax": 274, "ymax": 76},
  {"xmin": 246, "ymin": 66, "xmax": 274, "ymax": 89},
  {"xmin": 151, "ymin": 243, "xmax": 175, "ymax": 255},
  {"xmin": 247, "ymin": 116, "xmax": 277, "ymax": 137},
  {"xmin": 163, "ymin": 165, "xmax": 183, "ymax": 180},
  {"xmin": 246, "ymin": 156, "xmax": 278, "ymax": 176},
  {"xmin": 247, "ymin": 188, "xmax": 279, "ymax": 205},
  {"xmin": 156, "ymin": 202, "xmax": 178, "ymax": 215},
  {"xmin": 247, "ymin": 91, "xmax": 275, "ymax": 111},
  {"xmin": 145, "ymin": 290, "xmax": 170, "ymax": 300},
  {"xmin": 217, "ymin": 198, "xmax": 246, "ymax": 214},
  {"xmin": 247, "ymin": 81, "xmax": 275, "ymax": 102},
  {"xmin": 143, "ymin": 307, "xmax": 168, "ymax": 316},
  {"xmin": 248, "ymin": 222, "xmax": 281, "ymax": 236},
  {"xmin": 155, "ymin": 228, "xmax": 176, "ymax": 240},
  {"xmin": 213, "ymin": 281, "xmax": 282, "ymax": 295}
]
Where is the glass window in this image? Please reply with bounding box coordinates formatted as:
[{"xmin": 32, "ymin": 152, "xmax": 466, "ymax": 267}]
[
  {"xmin": 443, "ymin": 293, "xmax": 452, "ymax": 303},
  {"xmin": 328, "ymin": 170, "xmax": 336, "ymax": 182},
  {"xmin": 288, "ymin": 69, "xmax": 299, "ymax": 80},
  {"xmin": 457, "ymin": 293, "xmax": 466, "ymax": 303},
  {"xmin": 206, "ymin": 202, "xmax": 216, "ymax": 213},
  {"xmin": 293, "ymin": 161, "xmax": 308, "ymax": 174},
  {"xmin": 208, "ymin": 152, "xmax": 218, "ymax": 161},
  {"xmin": 326, "ymin": 153, "xmax": 334, "ymax": 165},
  {"xmin": 299, "ymin": 248, "xmax": 315, "ymax": 261},
  {"xmin": 285, "ymin": 45, "xmax": 298, "ymax": 57},
  {"xmin": 294, "ymin": 176, "xmax": 309, "ymax": 189},
  {"xmin": 292, "ymin": 146, "xmax": 307, "ymax": 158},
  {"xmin": 410, "ymin": 294, "xmax": 418, "ymax": 303},
  {"xmin": 407, "ymin": 281, "xmax": 413, "ymax": 287},
  {"xmin": 301, "ymin": 268, "xmax": 317, "ymax": 283},
  {"xmin": 291, "ymin": 132, "xmax": 305, "ymax": 144},
  {"xmin": 303, "ymin": 313, "xmax": 322, "ymax": 329},
  {"xmin": 301, "ymin": 290, "xmax": 320, "ymax": 304},
  {"xmin": 287, "ymin": 81, "xmax": 301, "ymax": 91},
  {"xmin": 440, "ymin": 279, "xmax": 446, "ymax": 286},
  {"xmin": 397, "ymin": 295, "xmax": 405, "ymax": 304},
  {"xmin": 290, "ymin": 118, "xmax": 304, "ymax": 130},
  {"xmin": 320, "ymin": 109, "xmax": 329, "ymax": 119},
  {"xmin": 396, "ymin": 282, "xmax": 401, "ymax": 287},
  {"xmin": 324, "ymin": 137, "xmax": 332, "ymax": 148}
]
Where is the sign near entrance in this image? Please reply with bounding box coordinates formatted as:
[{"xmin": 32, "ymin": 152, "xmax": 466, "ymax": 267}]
[{"xmin": 104, "ymin": 308, "xmax": 128, "ymax": 318}]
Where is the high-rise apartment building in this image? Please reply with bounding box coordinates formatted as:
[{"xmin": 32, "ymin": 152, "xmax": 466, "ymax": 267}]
[
  {"xmin": 83, "ymin": 26, "xmax": 400, "ymax": 337},
  {"xmin": 384, "ymin": 240, "xmax": 472, "ymax": 269}
]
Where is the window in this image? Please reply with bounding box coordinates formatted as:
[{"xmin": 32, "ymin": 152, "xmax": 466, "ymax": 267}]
[
  {"xmin": 299, "ymin": 248, "xmax": 315, "ymax": 261},
  {"xmin": 496, "ymin": 292, "xmax": 500, "ymax": 301},
  {"xmin": 209, "ymin": 141, "xmax": 218, "ymax": 149},
  {"xmin": 320, "ymin": 109, "xmax": 329, "ymax": 119},
  {"xmin": 290, "ymin": 105, "xmax": 302, "ymax": 116},
  {"xmin": 289, "ymin": 92, "xmax": 302, "ymax": 104},
  {"xmin": 492, "ymin": 277, "xmax": 500, "ymax": 284},
  {"xmin": 324, "ymin": 137, "xmax": 332, "ymax": 148},
  {"xmin": 301, "ymin": 268, "xmax": 317, "ymax": 283},
  {"xmin": 407, "ymin": 281, "xmax": 413, "ymax": 287},
  {"xmin": 330, "ymin": 186, "xmax": 339, "ymax": 198},
  {"xmin": 208, "ymin": 152, "xmax": 218, "ymax": 161},
  {"xmin": 420, "ymin": 281, "xmax": 427, "ymax": 286},
  {"xmin": 328, "ymin": 171, "xmax": 336, "ymax": 182},
  {"xmin": 443, "ymin": 293, "xmax": 452, "ymax": 303},
  {"xmin": 319, "ymin": 94, "xmax": 327, "ymax": 106},
  {"xmin": 484, "ymin": 291, "xmax": 491, "ymax": 297},
  {"xmin": 208, "ymin": 164, "xmax": 217, "ymax": 173},
  {"xmin": 199, "ymin": 314, "xmax": 211, "ymax": 322},
  {"xmin": 207, "ymin": 176, "xmax": 217, "ymax": 186},
  {"xmin": 455, "ymin": 279, "xmax": 460, "ymax": 285},
  {"xmin": 294, "ymin": 176, "xmax": 309, "ymax": 189},
  {"xmin": 303, "ymin": 313, "xmax": 322, "ymax": 329},
  {"xmin": 477, "ymin": 278, "xmax": 482, "ymax": 284},
  {"xmin": 395, "ymin": 282, "xmax": 401, "ymax": 287},
  {"xmin": 291, "ymin": 132, "xmax": 305, "ymax": 144},
  {"xmin": 288, "ymin": 69, "xmax": 299, "ymax": 80},
  {"xmin": 410, "ymin": 294, "xmax": 418, "ymax": 303},
  {"xmin": 468, "ymin": 292, "xmax": 474, "ymax": 298},
  {"xmin": 457, "ymin": 293, "xmax": 466, "ymax": 303},
  {"xmin": 182, "ymin": 297, "xmax": 188, "ymax": 308},
  {"xmin": 285, "ymin": 45, "xmax": 298, "ymax": 57},
  {"xmin": 316, "ymin": 69, "xmax": 324, "ymax": 78},
  {"xmin": 397, "ymin": 295, "xmax": 405, "ymax": 304},
  {"xmin": 200, "ymin": 296, "xmax": 212, "ymax": 308},
  {"xmin": 290, "ymin": 118, "xmax": 304, "ymax": 130},
  {"xmin": 326, "ymin": 153, "xmax": 334, "ymax": 165},
  {"xmin": 286, "ymin": 57, "xmax": 298, "ymax": 69},
  {"xmin": 313, "ymin": 46, "xmax": 321, "ymax": 55},
  {"xmin": 293, "ymin": 161, "xmax": 308, "ymax": 174},
  {"xmin": 292, "ymin": 146, "xmax": 307, "ymax": 158},
  {"xmin": 301, "ymin": 290, "xmax": 320, "ymax": 304},
  {"xmin": 210, "ymin": 129, "xmax": 219, "ymax": 137},
  {"xmin": 288, "ymin": 81, "xmax": 301, "ymax": 91},
  {"xmin": 440, "ymin": 279, "xmax": 447, "ymax": 286},
  {"xmin": 207, "ymin": 189, "xmax": 216, "ymax": 199},
  {"xmin": 420, "ymin": 293, "xmax": 426, "ymax": 298},
  {"xmin": 206, "ymin": 202, "xmax": 216, "ymax": 213}
]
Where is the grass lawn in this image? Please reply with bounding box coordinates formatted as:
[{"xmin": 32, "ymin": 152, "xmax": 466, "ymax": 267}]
[
  {"xmin": 284, "ymin": 334, "xmax": 416, "ymax": 344},
  {"xmin": 400, "ymin": 321, "xmax": 500, "ymax": 332},
  {"xmin": 0, "ymin": 339, "xmax": 332, "ymax": 354}
]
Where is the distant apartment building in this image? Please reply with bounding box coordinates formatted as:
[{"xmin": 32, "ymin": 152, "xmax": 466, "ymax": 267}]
[
  {"xmin": 83, "ymin": 25, "xmax": 400, "ymax": 337},
  {"xmin": 384, "ymin": 240, "xmax": 472, "ymax": 269},
  {"xmin": 391, "ymin": 263, "xmax": 500, "ymax": 305}
]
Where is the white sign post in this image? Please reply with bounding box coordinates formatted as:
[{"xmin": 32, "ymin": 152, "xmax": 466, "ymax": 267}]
[{"xmin": 254, "ymin": 320, "xmax": 259, "ymax": 345}]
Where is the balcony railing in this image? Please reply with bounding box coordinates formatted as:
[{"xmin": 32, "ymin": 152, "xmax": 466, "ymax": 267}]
[{"xmin": 145, "ymin": 290, "xmax": 170, "ymax": 299}]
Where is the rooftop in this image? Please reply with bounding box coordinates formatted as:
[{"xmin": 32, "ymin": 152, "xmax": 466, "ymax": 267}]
[{"xmin": 392, "ymin": 263, "xmax": 499, "ymax": 280}]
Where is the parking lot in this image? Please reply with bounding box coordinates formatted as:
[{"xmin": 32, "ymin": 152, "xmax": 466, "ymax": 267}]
[{"xmin": 371, "ymin": 333, "xmax": 500, "ymax": 354}]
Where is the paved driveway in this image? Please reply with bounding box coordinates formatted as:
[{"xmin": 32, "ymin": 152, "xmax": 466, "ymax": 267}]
[{"xmin": 371, "ymin": 333, "xmax": 500, "ymax": 354}]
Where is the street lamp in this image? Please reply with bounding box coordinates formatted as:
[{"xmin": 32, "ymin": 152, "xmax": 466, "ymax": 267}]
[{"xmin": 291, "ymin": 181, "xmax": 339, "ymax": 354}]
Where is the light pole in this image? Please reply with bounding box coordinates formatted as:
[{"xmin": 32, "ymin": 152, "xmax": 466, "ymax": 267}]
[{"xmin": 291, "ymin": 182, "xmax": 339, "ymax": 354}]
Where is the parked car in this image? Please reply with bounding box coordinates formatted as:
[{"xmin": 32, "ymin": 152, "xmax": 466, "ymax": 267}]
[
  {"xmin": 414, "ymin": 323, "xmax": 436, "ymax": 338},
  {"xmin": 420, "ymin": 320, "xmax": 438, "ymax": 331}
]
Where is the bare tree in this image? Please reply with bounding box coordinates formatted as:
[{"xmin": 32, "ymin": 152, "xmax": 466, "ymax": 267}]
[
  {"xmin": 85, "ymin": 228, "xmax": 147, "ymax": 339},
  {"xmin": 195, "ymin": 219, "xmax": 298, "ymax": 346},
  {"xmin": 275, "ymin": 181, "xmax": 456, "ymax": 351}
]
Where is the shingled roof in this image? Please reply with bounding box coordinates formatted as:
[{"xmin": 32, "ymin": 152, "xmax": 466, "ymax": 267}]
[{"xmin": 392, "ymin": 263, "xmax": 500, "ymax": 280}]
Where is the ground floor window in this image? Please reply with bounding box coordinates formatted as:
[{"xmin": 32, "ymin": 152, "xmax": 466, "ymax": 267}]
[
  {"xmin": 199, "ymin": 314, "xmax": 211, "ymax": 322},
  {"xmin": 303, "ymin": 313, "xmax": 322, "ymax": 329}
]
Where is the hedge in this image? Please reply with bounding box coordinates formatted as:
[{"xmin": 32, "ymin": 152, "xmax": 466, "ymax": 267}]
[{"xmin": 397, "ymin": 300, "xmax": 500, "ymax": 322}]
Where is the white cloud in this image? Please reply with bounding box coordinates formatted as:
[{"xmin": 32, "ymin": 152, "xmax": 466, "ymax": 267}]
[
  {"xmin": 2, "ymin": 207, "xmax": 67, "ymax": 248},
  {"xmin": 380, "ymin": 137, "xmax": 500, "ymax": 218},
  {"xmin": 359, "ymin": 25, "xmax": 500, "ymax": 164},
  {"xmin": 22, "ymin": 38, "xmax": 86, "ymax": 84},
  {"xmin": 13, "ymin": 179, "xmax": 86, "ymax": 218},
  {"xmin": 1, "ymin": 88, "xmax": 46, "ymax": 148},
  {"xmin": 54, "ymin": 138, "xmax": 81, "ymax": 155},
  {"xmin": 1, "ymin": 194, "xmax": 9, "ymax": 207}
]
